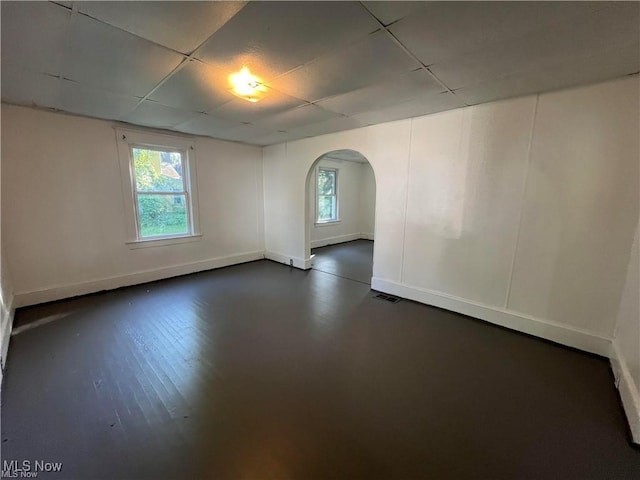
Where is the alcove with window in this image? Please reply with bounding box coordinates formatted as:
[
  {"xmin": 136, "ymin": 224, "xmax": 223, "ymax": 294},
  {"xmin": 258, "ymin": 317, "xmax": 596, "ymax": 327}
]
[{"xmin": 305, "ymin": 149, "xmax": 376, "ymax": 284}]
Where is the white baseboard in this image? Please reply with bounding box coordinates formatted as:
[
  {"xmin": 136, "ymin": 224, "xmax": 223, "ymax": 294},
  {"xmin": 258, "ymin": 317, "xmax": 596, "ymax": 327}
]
[
  {"xmin": 264, "ymin": 251, "xmax": 312, "ymax": 270},
  {"xmin": 1, "ymin": 292, "xmax": 15, "ymax": 389},
  {"xmin": 311, "ymin": 233, "xmax": 374, "ymax": 249},
  {"xmin": 13, "ymin": 250, "xmax": 266, "ymax": 308},
  {"xmin": 311, "ymin": 233, "xmax": 361, "ymax": 249},
  {"xmin": 611, "ymin": 342, "xmax": 640, "ymax": 444},
  {"xmin": 371, "ymin": 277, "xmax": 612, "ymax": 357},
  {"xmin": 1, "ymin": 304, "xmax": 13, "ymax": 367}
]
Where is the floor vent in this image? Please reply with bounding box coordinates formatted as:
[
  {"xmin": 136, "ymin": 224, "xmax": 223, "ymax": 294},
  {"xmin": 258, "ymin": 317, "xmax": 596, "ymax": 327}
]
[{"xmin": 374, "ymin": 293, "xmax": 401, "ymax": 303}]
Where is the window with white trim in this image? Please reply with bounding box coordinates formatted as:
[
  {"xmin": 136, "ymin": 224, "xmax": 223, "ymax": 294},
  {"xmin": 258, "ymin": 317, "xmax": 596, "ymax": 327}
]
[
  {"xmin": 316, "ymin": 167, "xmax": 339, "ymax": 223},
  {"xmin": 117, "ymin": 129, "xmax": 200, "ymax": 246}
]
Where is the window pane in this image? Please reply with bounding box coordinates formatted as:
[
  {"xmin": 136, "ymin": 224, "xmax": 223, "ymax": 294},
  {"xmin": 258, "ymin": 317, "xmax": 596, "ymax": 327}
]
[
  {"xmin": 133, "ymin": 148, "xmax": 184, "ymax": 192},
  {"xmin": 318, "ymin": 196, "xmax": 336, "ymax": 221},
  {"xmin": 318, "ymin": 169, "xmax": 335, "ymax": 195},
  {"xmin": 137, "ymin": 194, "xmax": 189, "ymax": 237}
]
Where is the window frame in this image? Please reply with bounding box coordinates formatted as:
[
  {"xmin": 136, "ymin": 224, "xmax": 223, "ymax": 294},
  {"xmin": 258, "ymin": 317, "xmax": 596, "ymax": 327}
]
[
  {"xmin": 130, "ymin": 144, "xmax": 191, "ymax": 239},
  {"xmin": 116, "ymin": 128, "xmax": 201, "ymax": 248},
  {"xmin": 315, "ymin": 166, "xmax": 340, "ymax": 225}
]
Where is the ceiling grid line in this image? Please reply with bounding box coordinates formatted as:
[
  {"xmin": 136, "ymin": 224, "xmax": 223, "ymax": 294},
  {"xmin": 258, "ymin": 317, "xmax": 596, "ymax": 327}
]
[
  {"xmin": 61, "ymin": 5, "xmax": 188, "ymax": 58},
  {"xmin": 57, "ymin": 1, "xmax": 79, "ymax": 80},
  {"xmin": 358, "ymin": 1, "xmax": 468, "ymax": 106},
  {"xmin": 3, "ymin": 1, "xmax": 638, "ymax": 146},
  {"xmin": 129, "ymin": 59, "xmax": 192, "ymax": 111},
  {"xmin": 259, "ymin": 28, "xmax": 382, "ymax": 95},
  {"xmin": 43, "ymin": 0, "xmax": 193, "ymax": 123},
  {"xmin": 47, "ymin": 0, "xmax": 247, "ymax": 125}
]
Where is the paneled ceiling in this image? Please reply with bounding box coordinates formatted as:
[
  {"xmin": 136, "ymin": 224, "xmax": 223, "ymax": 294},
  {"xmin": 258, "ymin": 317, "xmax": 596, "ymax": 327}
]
[{"xmin": 2, "ymin": 1, "xmax": 638, "ymax": 146}]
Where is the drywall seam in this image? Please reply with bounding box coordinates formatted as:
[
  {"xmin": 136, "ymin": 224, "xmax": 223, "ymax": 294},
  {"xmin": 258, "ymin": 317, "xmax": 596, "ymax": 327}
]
[
  {"xmin": 13, "ymin": 250, "xmax": 266, "ymax": 308},
  {"xmin": 504, "ymin": 94, "xmax": 540, "ymax": 309},
  {"xmin": 399, "ymin": 117, "xmax": 414, "ymax": 283},
  {"xmin": 113, "ymin": 127, "xmax": 130, "ymax": 230},
  {"xmin": 262, "ymin": 145, "xmax": 273, "ymax": 255},
  {"xmin": 371, "ymin": 276, "xmax": 612, "ymax": 357},
  {"xmin": 257, "ymin": 148, "xmax": 265, "ymax": 249},
  {"xmin": 611, "ymin": 342, "xmax": 640, "ymax": 444}
]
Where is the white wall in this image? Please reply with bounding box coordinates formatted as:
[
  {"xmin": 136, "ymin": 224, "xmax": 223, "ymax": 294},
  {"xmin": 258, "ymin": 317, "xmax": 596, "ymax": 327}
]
[
  {"xmin": 264, "ymin": 120, "xmax": 411, "ymax": 270},
  {"xmin": 359, "ymin": 163, "xmax": 376, "ymax": 237},
  {"xmin": 1, "ymin": 104, "xmax": 265, "ymax": 307},
  {"xmin": 307, "ymin": 158, "xmax": 375, "ymax": 248},
  {"xmin": 263, "ymin": 76, "xmax": 639, "ymax": 356},
  {"xmin": 612, "ymin": 221, "xmax": 640, "ymax": 443}
]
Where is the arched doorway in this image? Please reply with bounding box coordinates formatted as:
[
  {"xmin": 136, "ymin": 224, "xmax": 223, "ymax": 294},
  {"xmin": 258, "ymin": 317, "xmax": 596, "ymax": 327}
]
[{"xmin": 304, "ymin": 149, "xmax": 376, "ymax": 284}]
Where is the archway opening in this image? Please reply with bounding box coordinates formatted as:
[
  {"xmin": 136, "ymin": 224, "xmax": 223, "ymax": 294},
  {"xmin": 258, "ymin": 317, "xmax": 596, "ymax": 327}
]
[{"xmin": 304, "ymin": 149, "xmax": 376, "ymax": 284}]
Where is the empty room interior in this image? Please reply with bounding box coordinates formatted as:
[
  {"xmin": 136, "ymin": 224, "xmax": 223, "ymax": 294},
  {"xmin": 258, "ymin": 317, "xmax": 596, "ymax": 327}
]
[{"xmin": 1, "ymin": 1, "xmax": 639, "ymax": 478}]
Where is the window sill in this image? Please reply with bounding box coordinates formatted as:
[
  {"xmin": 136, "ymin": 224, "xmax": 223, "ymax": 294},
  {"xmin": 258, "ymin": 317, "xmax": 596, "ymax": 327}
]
[
  {"xmin": 126, "ymin": 234, "xmax": 203, "ymax": 249},
  {"xmin": 314, "ymin": 220, "xmax": 341, "ymax": 227}
]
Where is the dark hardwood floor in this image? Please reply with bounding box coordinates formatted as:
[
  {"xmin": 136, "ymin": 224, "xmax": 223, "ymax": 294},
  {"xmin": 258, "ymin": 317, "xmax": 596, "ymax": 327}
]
[
  {"xmin": 312, "ymin": 239, "xmax": 373, "ymax": 284},
  {"xmin": 2, "ymin": 257, "xmax": 639, "ymax": 479}
]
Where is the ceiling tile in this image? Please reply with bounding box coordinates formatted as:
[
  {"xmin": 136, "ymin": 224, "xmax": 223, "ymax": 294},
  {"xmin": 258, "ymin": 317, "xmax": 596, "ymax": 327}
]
[
  {"xmin": 390, "ymin": 1, "xmax": 611, "ymax": 66},
  {"xmin": 1, "ymin": 1, "xmax": 71, "ymax": 75},
  {"xmin": 454, "ymin": 43, "xmax": 640, "ymax": 106},
  {"xmin": 64, "ymin": 14, "xmax": 184, "ymax": 97},
  {"xmin": 212, "ymin": 89, "xmax": 306, "ymax": 123},
  {"xmin": 149, "ymin": 60, "xmax": 235, "ymax": 112},
  {"xmin": 431, "ymin": 5, "xmax": 640, "ymax": 91},
  {"xmin": 78, "ymin": 1, "xmax": 247, "ymax": 54},
  {"xmin": 288, "ymin": 116, "xmax": 366, "ymax": 137},
  {"xmin": 352, "ymin": 91, "xmax": 465, "ymax": 125},
  {"xmin": 250, "ymin": 131, "xmax": 307, "ymax": 147},
  {"xmin": 173, "ymin": 113, "xmax": 241, "ymax": 137},
  {"xmin": 2, "ymin": 1, "xmax": 637, "ymax": 146},
  {"xmin": 194, "ymin": 1, "xmax": 379, "ymax": 82},
  {"xmin": 122, "ymin": 101, "xmax": 197, "ymax": 129},
  {"xmin": 58, "ymin": 80, "xmax": 140, "ymax": 120},
  {"xmin": 361, "ymin": 1, "xmax": 426, "ymax": 26},
  {"xmin": 1, "ymin": 68, "xmax": 61, "ymax": 109},
  {"xmin": 220, "ymin": 124, "xmax": 276, "ymax": 144},
  {"xmin": 269, "ymin": 31, "xmax": 419, "ymax": 102},
  {"xmin": 317, "ymin": 69, "xmax": 443, "ymax": 116},
  {"xmin": 254, "ymin": 104, "xmax": 340, "ymax": 132}
]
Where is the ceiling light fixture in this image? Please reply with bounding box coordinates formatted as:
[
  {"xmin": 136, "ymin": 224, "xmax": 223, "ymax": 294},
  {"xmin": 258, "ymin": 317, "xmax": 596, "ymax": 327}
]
[{"xmin": 229, "ymin": 66, "xmax": 267, "ymax": 103}]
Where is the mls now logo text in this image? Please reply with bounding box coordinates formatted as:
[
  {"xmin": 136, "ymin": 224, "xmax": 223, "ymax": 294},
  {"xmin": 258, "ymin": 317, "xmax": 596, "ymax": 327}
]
[{"xmin": 2, "ymin": 460, "xmax": 63, "ymax": 478}]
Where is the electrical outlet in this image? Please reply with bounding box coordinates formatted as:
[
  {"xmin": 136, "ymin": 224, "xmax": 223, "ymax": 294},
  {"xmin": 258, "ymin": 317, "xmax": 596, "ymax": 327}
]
[{"xmin": 289, "ymin": 259, "xmax": 293, "ymax": 266}]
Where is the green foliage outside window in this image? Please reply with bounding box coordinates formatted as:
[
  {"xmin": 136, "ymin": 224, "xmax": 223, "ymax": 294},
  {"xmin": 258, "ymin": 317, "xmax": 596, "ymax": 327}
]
[
  {"xmin": 133, "ymin": 148, "xmax": 189, "ymax": 237},
  {"xmin": 317, "ymin": 168, "xmax": 337, "ymax": 222}
]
